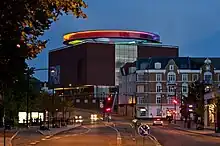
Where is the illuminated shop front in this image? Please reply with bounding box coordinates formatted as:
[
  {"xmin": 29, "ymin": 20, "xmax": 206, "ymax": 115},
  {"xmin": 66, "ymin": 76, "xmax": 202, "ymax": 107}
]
[{"xmin": 204, "ymin": 90, "xmax": 220, "ymax": 127}]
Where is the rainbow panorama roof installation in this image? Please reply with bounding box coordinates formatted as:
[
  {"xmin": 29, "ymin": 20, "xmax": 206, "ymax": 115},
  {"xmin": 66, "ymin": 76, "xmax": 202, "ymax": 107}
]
[{"xmin": 63, "ymin": 30, "xmax": 161, "ymax": 45}]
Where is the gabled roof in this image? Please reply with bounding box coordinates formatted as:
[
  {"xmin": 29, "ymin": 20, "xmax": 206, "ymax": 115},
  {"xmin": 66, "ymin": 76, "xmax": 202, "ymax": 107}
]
[{"xmin": 136, "ymin": 57, "xmax": 220, "ymax": 70}]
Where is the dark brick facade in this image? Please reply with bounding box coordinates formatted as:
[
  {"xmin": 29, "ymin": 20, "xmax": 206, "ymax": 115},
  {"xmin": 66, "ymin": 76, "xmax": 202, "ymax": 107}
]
[
  {"xmin": 49, "ymin": 43, "xmax": 179, "ymax": 88},
  {"xmin": 49, "ymin": 43, "xmax": 115, "ymax": 88},
  {"xmin": 138, "ymin": 44, "xmax": 178, "ymax": 58}
]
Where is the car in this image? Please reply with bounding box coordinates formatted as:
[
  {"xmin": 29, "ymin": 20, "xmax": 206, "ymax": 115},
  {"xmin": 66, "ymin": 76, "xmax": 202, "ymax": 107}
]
[
  {"xmin": 90, "ymin": 114, "xmax": 98, "ymax": 121},
  {"xmin": 153, "ymin": 118, "xmax": 163, "ymax": 126},
  {"xmin": 74, "ymin": 115, "xmax": 83, "ymax": 123}
]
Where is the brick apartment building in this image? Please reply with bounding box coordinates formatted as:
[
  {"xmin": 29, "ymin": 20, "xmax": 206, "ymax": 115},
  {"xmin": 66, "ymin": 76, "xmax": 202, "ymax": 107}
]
[{"xmin": 119, "ymin": 57, "xmax": 220, "ymax": 119}]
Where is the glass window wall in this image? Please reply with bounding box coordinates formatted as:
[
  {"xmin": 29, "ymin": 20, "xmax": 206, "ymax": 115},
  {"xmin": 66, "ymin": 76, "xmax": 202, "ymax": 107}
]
[{"xmin": 115, "ymin": 44, "xmax": 137, "ymax": 85}]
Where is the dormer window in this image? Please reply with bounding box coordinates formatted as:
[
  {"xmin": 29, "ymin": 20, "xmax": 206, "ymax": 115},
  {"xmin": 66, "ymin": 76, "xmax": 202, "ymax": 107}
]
[
  {"xmin": 140, "ymin": 63, "xmax": 149, "ymax": 70},
  {"xmin": 169, "ymin": 65, "xmax": 174, "ymax": 70},
  {"xmin": 155, "ymin": 62, "xmax": 161, "ymax": 69}
]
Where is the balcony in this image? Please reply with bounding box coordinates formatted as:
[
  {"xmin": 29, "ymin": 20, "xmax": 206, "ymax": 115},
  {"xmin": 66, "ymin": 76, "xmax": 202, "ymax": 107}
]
[
  {"xmin": 167, "ymin": 80, "xmax": 176, "ymax": 85},
  {"xmin": 204, "ymin": 80, "xmax": 213, "ymax": 85},
  {"xmin": 167, "ymin": 92, "xmax": 175, "ymax": 96}
]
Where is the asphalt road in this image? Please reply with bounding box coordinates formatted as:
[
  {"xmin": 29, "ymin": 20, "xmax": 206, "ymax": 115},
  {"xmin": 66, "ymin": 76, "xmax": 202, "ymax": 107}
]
[
  {"xmin": 151, "ymin": 125, "xmax": 220, "ymax": 146},
  {"xmin": 12, "ymin": 127, "xmax": 44, "ymax": 146},
  {"xmin": 113, "ymin": 121, "xmax": 156, "ymax": 146},
  {"xmin": 12, "ymin": 109, "xmax": 157, "ymax": 146},
  {"xmin": 36, "ymin": 123, "xmax": 118, "ymax": 146}
]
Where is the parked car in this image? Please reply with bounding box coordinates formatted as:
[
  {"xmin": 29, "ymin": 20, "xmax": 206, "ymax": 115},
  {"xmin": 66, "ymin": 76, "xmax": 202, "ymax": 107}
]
[{"xmin": 153, "ymin": 118, "xmax": 163, "ymax": 126}]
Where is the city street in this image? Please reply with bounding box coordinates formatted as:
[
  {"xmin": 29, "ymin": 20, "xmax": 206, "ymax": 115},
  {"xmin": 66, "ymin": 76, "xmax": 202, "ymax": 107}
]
[
  {"xmin": 11, "ymin": 108, "xmax": 157, "ymax": 146},
  {"xmin": 151, "ymin": 125, "xmax": 220, "ymax": 146},
  {"xmin": 36, "ymin": 123, "xmax": 118, "ymax": 146}
]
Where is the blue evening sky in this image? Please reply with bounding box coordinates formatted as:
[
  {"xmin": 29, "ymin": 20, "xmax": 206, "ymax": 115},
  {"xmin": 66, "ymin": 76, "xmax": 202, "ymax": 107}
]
[{"xmin": 28, "ymin": 0, "xmax": 220, "ymax": 81}]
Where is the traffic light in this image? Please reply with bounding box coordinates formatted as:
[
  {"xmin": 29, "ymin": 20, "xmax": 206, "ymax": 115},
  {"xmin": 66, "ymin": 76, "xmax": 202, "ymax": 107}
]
[
  {"xmin": 105, "ymin": 108, "xmax": 111, "ymax": 112},
  {"xmin": 103, "ymin": 96, "xmax": 114, "ymax": 113},
  {"xmin": 173, "ymin": 99, "xmax": 178, "ymax": 104}
]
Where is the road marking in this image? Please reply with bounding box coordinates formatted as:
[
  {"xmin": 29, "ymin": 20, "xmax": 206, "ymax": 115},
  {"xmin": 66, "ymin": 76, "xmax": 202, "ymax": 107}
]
[
  {"xmin": 53, "ymin": 136, "xmax": 61, "ymax": 140},
  {"xmin": 45, "ymin": 136, "xmax": 51, "ymax": 139},
  {"xmin": 29, "ymin": 141, "xmax": 40, "ymax": 145}
]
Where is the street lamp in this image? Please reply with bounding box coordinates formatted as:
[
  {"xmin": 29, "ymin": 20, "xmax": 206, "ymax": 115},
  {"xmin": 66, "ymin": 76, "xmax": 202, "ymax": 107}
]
[{"xmin": 26, "ymin": 67, "xmax": 55, "ymax": 128}]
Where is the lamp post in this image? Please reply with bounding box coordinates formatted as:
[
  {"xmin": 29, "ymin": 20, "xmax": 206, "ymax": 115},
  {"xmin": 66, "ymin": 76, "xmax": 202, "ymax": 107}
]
[
  {"xmin": 50, "ymin": 69, "xmax": 55, "ymax": 128},
  {"xmin": 26, "ymin": 67, "xmax": 30, "ymax": 128}
]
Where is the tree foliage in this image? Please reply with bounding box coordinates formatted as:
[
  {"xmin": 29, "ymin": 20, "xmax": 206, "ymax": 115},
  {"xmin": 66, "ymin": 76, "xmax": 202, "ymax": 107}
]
[
  {"xmin": 183, "ymin": 81, "xmax": 205, "ymax": 121},
  {"xmin": 0, "ymin": 0, "xmax": 87, "ymax": 87},
  {"xmin": 0, "ymin": 0, "xmax": 87, "ymax": 58}
]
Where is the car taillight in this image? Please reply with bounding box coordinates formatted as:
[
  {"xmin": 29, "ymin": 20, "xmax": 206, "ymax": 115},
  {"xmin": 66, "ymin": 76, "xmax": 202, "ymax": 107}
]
[{"xmin": 157, "ymin": 119, "xmax": 160, "ymax": 121}]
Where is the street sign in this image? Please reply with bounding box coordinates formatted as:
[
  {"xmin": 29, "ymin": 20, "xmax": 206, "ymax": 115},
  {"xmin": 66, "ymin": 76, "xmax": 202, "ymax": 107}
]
[{"xmin": 138, "ymin": 124, "xmax": 150, "ymax": 137}]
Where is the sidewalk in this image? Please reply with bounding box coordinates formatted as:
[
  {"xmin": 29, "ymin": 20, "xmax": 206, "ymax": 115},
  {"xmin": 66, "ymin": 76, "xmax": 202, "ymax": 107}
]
[
  {"xmin": 170, "ymin": 121, "xmax": 220, "ymax": 137},
  {"xmin": 0, "ymin": 128, "xmax": 18, "ymax": 146},
  {"xmin": 0, "ymin": 138, "xmax": 10, "ymax": 146}
]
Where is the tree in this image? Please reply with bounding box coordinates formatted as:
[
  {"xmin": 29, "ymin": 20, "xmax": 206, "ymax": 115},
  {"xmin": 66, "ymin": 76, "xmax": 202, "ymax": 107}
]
[
  {"xmin": 216, "ymin": 95, "xmax": 220, "ymax": 132},
  {"xmin": 62, "ymin": 97, "xmax": 74, "ymax": 119},
  {"xmin": 186, "ymin": 81, "xmax": 205, "ymax": 127},
  {"xmin": 0, "ymin": 0, "xmax": 87, "ymax": 88}
]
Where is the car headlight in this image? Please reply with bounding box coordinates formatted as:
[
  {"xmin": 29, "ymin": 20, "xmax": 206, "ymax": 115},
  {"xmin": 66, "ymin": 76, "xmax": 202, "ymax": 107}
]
[
  {"xmin": 75, "ymin": 116, "xmax": 78, "ymax": 119},
  {"xmin": 79, "ymin": 116, "xmax": 82, "ymax": 119}
]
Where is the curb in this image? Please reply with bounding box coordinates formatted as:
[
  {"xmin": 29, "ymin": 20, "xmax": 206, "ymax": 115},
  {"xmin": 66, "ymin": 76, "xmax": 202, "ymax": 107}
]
[
  {"xmin": 174, "ymin": 127, "xmax": 220, "ymax": 137},
  {"xmin": 9, "ymin": 130, "xmax": 20, "ymax": 146},
  {"xmin": 148, "ymin": 134, "xmax": 162, "ymax": 146}
]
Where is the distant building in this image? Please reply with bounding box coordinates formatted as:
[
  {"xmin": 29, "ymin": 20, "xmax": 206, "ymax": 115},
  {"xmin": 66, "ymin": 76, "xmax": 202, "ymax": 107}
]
[{"xmin": 119, "ymin": 57, "xmax": 220, "ymax": 119}]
